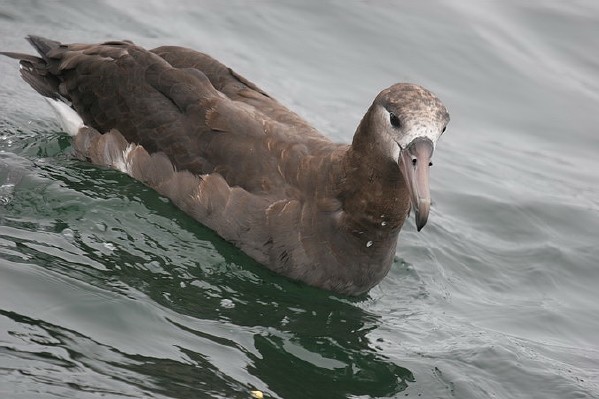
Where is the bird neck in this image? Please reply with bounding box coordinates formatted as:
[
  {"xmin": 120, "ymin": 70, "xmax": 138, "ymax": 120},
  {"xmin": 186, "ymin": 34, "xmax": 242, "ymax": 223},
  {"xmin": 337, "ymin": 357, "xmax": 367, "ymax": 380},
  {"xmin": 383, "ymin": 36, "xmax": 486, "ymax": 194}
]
[{"xmin": 339, "ymin": 108, "xmax": 411, "ymax": 233}]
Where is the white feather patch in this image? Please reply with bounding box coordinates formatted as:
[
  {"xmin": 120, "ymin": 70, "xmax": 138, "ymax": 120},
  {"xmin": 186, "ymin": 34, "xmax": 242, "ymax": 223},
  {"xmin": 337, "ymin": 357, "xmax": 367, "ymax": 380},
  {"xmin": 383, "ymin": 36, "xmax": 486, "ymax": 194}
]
[
  {"xmin": 46, "ymin": 99, "xmax": 84, "ymax": 137},
  {"xmin": 397, "ymin": 124, "xmax": 442, "ymax": 150},
  {"xmin": 113, "ymin": 143, "xmax": 135, "ymax": 174}
]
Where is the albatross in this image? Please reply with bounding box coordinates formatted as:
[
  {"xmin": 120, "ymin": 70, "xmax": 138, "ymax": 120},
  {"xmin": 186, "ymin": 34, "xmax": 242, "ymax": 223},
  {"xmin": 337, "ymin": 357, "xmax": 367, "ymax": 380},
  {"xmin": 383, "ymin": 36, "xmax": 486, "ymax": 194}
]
[{"xmin": 2, "ymin": 36, "xmax": 450, "ymax": 296}]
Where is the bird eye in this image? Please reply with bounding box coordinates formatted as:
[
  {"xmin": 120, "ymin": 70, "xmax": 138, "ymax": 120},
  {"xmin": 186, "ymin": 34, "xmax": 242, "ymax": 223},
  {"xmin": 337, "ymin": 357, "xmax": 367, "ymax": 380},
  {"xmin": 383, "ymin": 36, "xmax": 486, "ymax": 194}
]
[
  {"xmin": 442, "ymin": 126, "xmax": 446, "ymax": 133},
  {"xmin": 389, "ymin": 112, "xmax": 401, "ymax": 128}
]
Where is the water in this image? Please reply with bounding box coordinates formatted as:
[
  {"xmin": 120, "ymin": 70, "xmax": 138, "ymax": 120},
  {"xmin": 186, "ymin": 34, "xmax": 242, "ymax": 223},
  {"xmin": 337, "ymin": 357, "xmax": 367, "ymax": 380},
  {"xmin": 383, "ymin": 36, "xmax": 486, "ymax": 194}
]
[{"xmin": 1, "ymin": 1, "xmax": 598, "ymax": 398}]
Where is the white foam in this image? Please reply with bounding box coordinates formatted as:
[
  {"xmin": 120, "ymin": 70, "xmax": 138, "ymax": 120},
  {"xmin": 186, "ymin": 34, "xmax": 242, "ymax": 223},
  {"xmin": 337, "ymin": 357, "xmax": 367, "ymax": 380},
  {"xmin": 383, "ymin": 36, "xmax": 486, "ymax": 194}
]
[{"xmin": 45, "ymin": 99, "xmax": 84, "ymax": 137}]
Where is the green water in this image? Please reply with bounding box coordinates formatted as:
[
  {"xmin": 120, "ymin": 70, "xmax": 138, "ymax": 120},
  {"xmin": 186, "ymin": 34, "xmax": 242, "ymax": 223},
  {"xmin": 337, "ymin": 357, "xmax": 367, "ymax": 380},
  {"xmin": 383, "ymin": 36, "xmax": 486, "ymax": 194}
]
[{"xmin": 1, "ymin": 1, "xmax": 598, "ymax": 398}]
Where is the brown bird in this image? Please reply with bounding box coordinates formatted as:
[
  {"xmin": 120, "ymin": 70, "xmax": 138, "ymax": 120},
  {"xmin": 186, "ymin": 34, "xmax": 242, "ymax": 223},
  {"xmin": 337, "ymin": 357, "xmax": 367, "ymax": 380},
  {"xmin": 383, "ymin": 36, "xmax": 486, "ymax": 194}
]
[{"xmin": 2, "ymin": 36, "xmax": 450, "ymax": 296}]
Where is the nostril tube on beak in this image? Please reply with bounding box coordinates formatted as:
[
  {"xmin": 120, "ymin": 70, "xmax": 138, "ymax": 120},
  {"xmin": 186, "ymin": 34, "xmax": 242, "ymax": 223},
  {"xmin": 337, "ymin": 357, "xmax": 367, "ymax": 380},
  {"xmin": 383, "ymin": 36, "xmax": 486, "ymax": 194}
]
[{"xmin": 399, "ymin": 137, "xmax": 434, "ymax": 231}]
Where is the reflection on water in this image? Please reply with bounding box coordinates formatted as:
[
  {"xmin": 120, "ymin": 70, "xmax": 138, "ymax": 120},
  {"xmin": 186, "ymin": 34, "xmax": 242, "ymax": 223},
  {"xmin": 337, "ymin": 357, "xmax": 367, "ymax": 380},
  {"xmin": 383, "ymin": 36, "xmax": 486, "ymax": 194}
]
[
  {"xmin": 0, "ymin": 153, "xmax": 414, "ymax": 398},
  {"xmin": 2, "ymin": 306, "xmax": 412, "ymax": 399},
  {"xmin": 1, "ymin": 0, "xmax": 599, "ymax": 398}
]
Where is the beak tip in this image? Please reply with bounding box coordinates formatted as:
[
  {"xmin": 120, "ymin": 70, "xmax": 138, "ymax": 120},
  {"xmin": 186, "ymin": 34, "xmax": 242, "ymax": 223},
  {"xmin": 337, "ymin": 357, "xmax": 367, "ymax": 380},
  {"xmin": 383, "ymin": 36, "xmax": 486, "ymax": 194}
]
[{"xmin": 414, "ymin": 202, "xmax": 430, "ymax": 232}]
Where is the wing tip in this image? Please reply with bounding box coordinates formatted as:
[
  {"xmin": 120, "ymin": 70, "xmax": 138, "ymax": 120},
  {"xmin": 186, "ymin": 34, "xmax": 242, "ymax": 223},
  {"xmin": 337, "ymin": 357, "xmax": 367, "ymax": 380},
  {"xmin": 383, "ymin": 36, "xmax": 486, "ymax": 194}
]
[{"xmin": 25, "ymin": 35, "xmax": 61, "ymax": 58}]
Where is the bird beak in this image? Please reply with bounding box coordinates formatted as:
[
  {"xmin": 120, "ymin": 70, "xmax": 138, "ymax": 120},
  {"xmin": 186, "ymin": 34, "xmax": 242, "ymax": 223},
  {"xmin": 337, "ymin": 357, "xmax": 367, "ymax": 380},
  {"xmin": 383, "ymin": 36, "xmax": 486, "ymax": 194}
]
[{"xmin": 398, "ymin": 138, "xmax": 434, "ymax": 231}]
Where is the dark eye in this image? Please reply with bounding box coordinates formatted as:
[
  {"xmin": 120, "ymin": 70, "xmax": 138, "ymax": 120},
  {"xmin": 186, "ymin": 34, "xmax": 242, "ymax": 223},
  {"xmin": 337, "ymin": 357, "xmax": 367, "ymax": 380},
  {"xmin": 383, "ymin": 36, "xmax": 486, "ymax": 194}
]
[
  {"xmin": 442, "ymin": 126, "xmax": 447, "ymax": 133},
  {"xmin": 389, "ymin": 112, "xmax": 401, "ymax": 128}
]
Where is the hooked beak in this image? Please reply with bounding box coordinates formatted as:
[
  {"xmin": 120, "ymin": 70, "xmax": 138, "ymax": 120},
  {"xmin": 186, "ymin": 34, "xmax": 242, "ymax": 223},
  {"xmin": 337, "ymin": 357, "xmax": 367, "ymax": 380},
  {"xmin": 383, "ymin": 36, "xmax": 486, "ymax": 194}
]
[{"xmin": 398, "ymin": 138, "xmax": 434, "ymax": 231}]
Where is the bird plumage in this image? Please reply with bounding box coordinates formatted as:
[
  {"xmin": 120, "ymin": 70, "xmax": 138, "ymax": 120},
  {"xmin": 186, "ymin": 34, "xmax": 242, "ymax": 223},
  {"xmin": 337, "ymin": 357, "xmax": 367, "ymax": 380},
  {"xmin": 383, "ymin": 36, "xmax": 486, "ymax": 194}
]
[{"xmin": 1, "ymin": 36, "xmax": 449, "ymax": 295}]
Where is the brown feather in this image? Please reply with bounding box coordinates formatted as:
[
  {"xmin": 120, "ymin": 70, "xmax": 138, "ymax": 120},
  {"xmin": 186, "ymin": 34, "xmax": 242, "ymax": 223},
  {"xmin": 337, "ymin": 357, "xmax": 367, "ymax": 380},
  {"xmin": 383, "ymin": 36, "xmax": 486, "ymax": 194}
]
[{"xmin": 2, "ymin": 36, "xmax": 450, "ymax": 295}]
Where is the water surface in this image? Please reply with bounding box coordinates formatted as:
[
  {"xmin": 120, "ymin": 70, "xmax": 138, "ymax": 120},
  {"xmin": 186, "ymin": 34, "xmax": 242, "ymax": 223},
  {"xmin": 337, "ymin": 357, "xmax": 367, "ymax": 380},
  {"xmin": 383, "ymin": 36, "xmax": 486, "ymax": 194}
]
[{"xmin": 1, "ymin": 1, "xmax": 598, "ymax": 398}]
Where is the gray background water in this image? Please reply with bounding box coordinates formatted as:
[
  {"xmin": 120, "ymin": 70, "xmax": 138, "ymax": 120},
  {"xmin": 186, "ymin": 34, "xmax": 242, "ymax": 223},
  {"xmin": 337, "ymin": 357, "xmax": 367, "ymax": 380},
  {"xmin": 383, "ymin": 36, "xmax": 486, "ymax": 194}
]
[{"xmin": 1, "ymin": 1, "xmax": 598, "ymax": 398}]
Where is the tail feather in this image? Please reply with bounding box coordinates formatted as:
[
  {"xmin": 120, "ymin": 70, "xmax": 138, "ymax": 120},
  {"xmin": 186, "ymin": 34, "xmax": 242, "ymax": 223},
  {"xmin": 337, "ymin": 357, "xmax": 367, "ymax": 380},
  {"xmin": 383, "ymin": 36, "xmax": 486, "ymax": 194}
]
[
  {"xmin": 2, "ymin": 36, "xmax": 81, "ymax": 135},
  {"xmin": 1, "ymin": 36, "xmax": 64, "ymax": 101},
  {"xmin": 0, "ymin": 52, "xmax": 41, "ymax": 63},
  {"xmin": 22, "ymin": 65, "xmax": 62, "ymax": 101}
]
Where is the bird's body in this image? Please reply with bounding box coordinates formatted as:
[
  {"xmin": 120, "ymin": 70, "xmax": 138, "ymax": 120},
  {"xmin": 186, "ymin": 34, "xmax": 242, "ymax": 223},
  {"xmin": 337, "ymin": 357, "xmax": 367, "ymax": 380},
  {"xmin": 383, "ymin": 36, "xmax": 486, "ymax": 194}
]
[{"xmin": 2, "ymin": 36, "xmax": 449, "ymax": 296}]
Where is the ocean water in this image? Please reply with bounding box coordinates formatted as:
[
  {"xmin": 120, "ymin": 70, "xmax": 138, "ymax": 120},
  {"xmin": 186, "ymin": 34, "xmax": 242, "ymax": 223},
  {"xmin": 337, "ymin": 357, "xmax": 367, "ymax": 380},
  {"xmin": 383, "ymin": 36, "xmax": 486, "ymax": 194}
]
[{"xmin": 1, "ymin": 1, "xmax": 598, "ymax": 398}]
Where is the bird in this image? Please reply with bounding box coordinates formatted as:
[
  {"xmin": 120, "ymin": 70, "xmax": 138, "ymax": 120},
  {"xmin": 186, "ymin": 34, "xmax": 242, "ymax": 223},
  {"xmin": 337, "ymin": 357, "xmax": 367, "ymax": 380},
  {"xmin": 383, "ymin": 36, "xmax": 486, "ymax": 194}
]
[{"xmin": 1, "ymin": 36, "xmax": 450, "ymax": 296}]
